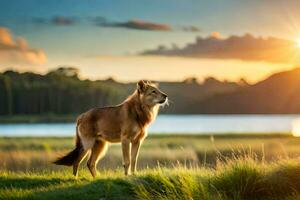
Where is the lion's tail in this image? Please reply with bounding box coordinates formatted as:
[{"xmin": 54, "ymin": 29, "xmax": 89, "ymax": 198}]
[{"xmin": 53, "ymin": 123, "xmax": 83, "ymax": 166}]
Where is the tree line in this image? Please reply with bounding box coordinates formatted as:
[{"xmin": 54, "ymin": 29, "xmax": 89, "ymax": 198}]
[
  {"xmin": 0, "ymin": 67, "xmax": 129, "ymax": 116},
  {"xmin": 0, "ymin": 66, "xmax": 247, "ymax": 117}
]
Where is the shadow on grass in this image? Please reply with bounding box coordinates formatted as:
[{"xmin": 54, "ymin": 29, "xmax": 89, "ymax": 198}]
[
  {"xmin": 0, "ymin": 177, "xmax": 76, "ymax": 190},
  {"xmin": 1, "ymin": 176, "xmax": 135, "ymax": 200}
]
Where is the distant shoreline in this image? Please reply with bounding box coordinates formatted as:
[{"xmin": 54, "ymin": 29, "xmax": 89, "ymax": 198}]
[
  {"xmin": 1, "ymin": 114, "xmax": 300, "ymax": 124},
  {"xmin": 0, "ymin": 133, "xmax": 293, "ymax": 139}
]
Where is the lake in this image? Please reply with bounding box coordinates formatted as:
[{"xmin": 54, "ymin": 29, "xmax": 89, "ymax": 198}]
[{"xmin": 1, "ymin": 115, "xmax": 300, "ymax": 137}]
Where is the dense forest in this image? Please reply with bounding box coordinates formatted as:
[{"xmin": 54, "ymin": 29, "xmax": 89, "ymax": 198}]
[
  {"xmin": 2, "ymin": 66, "xmax": 300, "ymax": 121},
  {"xmin": 0, "ymin": 67, "xmax": 242, "ymax": 117},
  {"xmin": 0, "ymin": 68, "xmax": 128, "ymax": 116}
]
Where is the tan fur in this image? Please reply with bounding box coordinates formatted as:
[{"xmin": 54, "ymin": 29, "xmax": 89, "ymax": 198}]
[{"xmin": 55, "ymin": 80, "xmax": 167, "ymax": 177}]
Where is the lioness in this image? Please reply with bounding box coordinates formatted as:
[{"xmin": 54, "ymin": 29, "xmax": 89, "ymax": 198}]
[{"xmin": 54, "ymin": 80, "xmax": 168, "ymax": 177}]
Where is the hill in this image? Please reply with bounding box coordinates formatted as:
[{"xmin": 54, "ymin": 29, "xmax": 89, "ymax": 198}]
[{"xmin": 195, "ymin": 68, "xmax": 300, "ymax": 114}]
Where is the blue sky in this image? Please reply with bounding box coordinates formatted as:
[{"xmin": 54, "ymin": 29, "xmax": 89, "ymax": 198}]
[{"xmin": 1, "ymin": 0, "xmax": 300, "ymax": 82}]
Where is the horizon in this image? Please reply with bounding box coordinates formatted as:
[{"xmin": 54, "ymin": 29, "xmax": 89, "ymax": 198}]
[
  {"xmin": 3, "ymin": 64, "xmax": 299, "ymax": 85},
  {"xmin": 2, "ymin": 0, "xmax": 300, "ymax": 83}
]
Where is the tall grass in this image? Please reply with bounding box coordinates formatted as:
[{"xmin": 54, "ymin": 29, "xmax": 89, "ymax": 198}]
[
  {"xmin": 2, "ymin": 135, "xmax": 300, "ymax": 199},
  {"xmin": 128, "ymin": 158, "xmax": 300, "ymax": 200},
  {"xmin": 2, "ymin": 157, "xmax": 300, "ymax": 199},
  {"xmin": 1, "ymin": 134, "xmax": 300, "ymax": 172}
]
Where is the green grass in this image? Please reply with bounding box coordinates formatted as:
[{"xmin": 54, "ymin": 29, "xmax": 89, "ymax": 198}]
[
  {"xmin": 2, "ymin": 134, "xmax": 300, "ymax": 199},
  {"xmin": 0, "ymin": 134, "xmax": 299, "ymax": 172},
  {"xmin": 2, "ymin": 158, "xmax": 300, "ymax": 200}
]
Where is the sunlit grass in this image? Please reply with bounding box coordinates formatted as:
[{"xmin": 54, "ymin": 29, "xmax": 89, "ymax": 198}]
[
  {"xmin": 1, "ymin": 134, "xmax": 299, "ymax": 172},
  {"xmin": 2, "ymin": 158, "xmax": 300, "ymax": 199},
  {"xmin": 2, "ymin": 134, "xmax": 300, "ymax": 199}
]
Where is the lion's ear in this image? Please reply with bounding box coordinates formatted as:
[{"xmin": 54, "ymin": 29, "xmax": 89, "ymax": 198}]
[{"xmin": 137, "ymin": 80, "xmax": 146, "ymax": 93}]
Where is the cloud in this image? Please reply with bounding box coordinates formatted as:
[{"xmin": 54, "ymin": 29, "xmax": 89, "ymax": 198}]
[
  {"xmin": 97, "ymin": 19, "xmax": 172, "ymax": 31},
  {"xmin": 140, "ymin": 32, "xmax": 300, "ymax": 63},
  {"xmin": 32, "ymin": 16, "xmax": 200, "ymax": 32},
  {"xmin": 210, "ymin": 31, "xmax": 221, "ymax": 38},
  {"xmin": 52, "ymin": 16, "xmax": 76, "ymax": 25},
  {"xmin": 0, "ymin": 27, "xmax": 47, "ymax": 65},
  {"xmin": 181, "ymin": 26, "xmax": 201, "ymax": 32},
  {"xmin": 33, "ymin": 16, "xmax": 76, "ymax": 26},
  {"xmin": 32, "ymin": 17, "xmax": 48, "ymax": 24}
]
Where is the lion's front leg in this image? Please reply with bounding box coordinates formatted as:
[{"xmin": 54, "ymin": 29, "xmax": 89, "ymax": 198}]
[
  {"xmin": 121, "ymin": 138, "xmax": 131, "ymax": 175},
  {"xmin": 131, "ymin": 139, "xmax": 142, "ymax": 174}
]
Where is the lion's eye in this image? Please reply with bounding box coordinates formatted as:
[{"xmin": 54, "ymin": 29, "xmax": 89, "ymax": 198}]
[{"xmin": 152, "ymin": 90, "xmax": 156, "ymax": 94}]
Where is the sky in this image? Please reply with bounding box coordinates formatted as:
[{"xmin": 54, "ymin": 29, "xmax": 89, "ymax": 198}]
[{"xmin": 1, "ymin": 0, "xmax": 300, "ymax": 83}]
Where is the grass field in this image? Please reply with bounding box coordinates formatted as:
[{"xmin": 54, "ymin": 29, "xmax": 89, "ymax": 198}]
[{"xmin": 2, "ymin": 134, "xmax": 300, "ymax": 199}]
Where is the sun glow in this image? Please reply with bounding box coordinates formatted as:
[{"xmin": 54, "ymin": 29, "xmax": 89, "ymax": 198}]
[
  {"xmin": 292, "ymin": 118, "xmax": 300, "ymax": 137},
  {"xmin": 296, "ymin": 39, "xmax": 300, "ymax": 48}
]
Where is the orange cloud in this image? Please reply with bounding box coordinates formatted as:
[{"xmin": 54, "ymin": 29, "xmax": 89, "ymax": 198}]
[
  {"xmin": 210, "ymin": 31, "xmax": 221, "ymax": 38},
  {"xmin": 0, "ymin": 27, "xmax": 46, "ymax": 65},
  {"xmin": 141, "ymin": 33, "xmax": 300, "ymax": 63}
]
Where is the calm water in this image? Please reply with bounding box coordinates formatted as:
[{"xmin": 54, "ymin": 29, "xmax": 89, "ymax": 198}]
[{"xmin": 1, "ymin": 115, "xmax": 300, "ymax": 137}]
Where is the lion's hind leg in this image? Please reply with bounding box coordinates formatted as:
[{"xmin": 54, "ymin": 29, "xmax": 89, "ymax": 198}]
[{"xmin": 87, "ymin": 139, "xmax": 108, "ymax": 178}]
